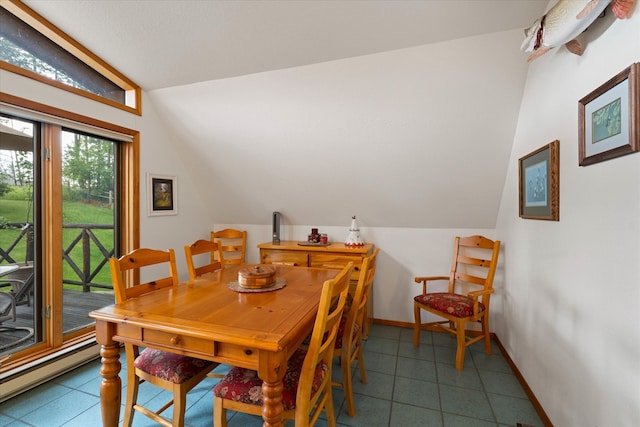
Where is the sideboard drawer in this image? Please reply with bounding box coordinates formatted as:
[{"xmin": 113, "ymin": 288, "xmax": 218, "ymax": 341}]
[
  {"xmin": 309, "ymin": 254, "xmax": 363, "ymax": 279},
  {"xmin": 261, "ymin": 250, "xmax": 308, "ymax": 266}
]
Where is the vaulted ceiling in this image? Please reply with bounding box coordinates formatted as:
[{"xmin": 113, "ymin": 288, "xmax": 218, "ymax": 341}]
[
  {"xmin": 20, "ymin": 0, "xmax": 551, "ymax": 229},
  {"xmin": 23, "ymin": 1, "xmax": 547, "ymax": 91}
]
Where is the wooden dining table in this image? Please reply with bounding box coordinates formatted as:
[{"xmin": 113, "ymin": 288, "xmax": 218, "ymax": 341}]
[{"xmin": 89, "ymin": 264, "xmax": 338, "ymax": 427}]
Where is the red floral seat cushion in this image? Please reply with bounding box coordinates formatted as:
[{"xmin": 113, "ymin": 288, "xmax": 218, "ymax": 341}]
[
  {"xmin": 213, "ymin": 349, "xmax": 327, "ymax": 410},
  {"xmin": 414, "ymin": 292, "xmax": 485, "ymax": 318},
  {"xmin": 134, "ymin": 348, "xmax": 214, "ymax": 384}
]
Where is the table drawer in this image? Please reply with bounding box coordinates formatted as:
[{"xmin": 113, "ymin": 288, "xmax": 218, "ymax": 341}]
[
  {"xmin": 215, "ymin": 342, "xmax": 259, "ymax": 366},
  {"xmin": 309, "ymin": 254, "xmax": 363, "ymax": 279},
  {"xmin": 116, "ymin": 324, "xmax": 215, "ymax": 355},
  {"xmin": 112, "ymin": 324, "xmax": 266, "ymax": 368},
  {"xmin": 143, "ymin": 329, "xmax": 214, "ymax": 354},
  {"xmin": 261, "ymin": 250, "xmax": 309, "ymax": 266}
]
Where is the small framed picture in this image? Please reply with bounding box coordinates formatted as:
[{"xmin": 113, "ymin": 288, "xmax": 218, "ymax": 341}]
[
  {"xmin": 519, "ymin": 140, "xmax": 559, "ymax": 221},
  {"xmin": 578, "ymin": 63, "xmax": 639, "ymax": 166},
  {"xmin": 147, "ymin": 173, "xmax": 177, "ymax": 216}
]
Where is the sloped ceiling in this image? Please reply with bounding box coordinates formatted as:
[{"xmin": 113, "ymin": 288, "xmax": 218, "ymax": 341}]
[
  {"xmin": 22, "ymin": 0, "xmax": 547, "ymax": 91},
  {"xmin": 22, "ymin": 0, "xmax": 550, "ymax": 229}
]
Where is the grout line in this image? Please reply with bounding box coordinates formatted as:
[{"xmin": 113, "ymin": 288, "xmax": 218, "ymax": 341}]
[{"xmin": 472, "ymin": 346, "xmax": 500, "ymax": 425}]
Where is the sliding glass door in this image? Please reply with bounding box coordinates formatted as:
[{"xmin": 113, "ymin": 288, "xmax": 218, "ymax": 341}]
[{"xmin": 0, "ymin": 114, "xmax": 117, "ymax": 357}]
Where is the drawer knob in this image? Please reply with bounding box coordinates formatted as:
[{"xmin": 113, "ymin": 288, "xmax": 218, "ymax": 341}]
[
  {"xmin": 245, "ymin": 349, "xmax": 253, "ymax": 355},
  {"xmin": 170, "ymin": 336, "xmax": 181, "ymax": 345}
]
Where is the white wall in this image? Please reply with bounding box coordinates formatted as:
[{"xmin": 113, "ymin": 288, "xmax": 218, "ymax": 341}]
[
  {"xmin": 136, "ymin": 92, "xmax": 220, "ymax": 261},
  {"xmin": 495, "ymin": 8, "xmax": 640, "ymax": 427},
  {"xmin": 148, "ymin": 29, "xmax": 529, "ymax": 230}
]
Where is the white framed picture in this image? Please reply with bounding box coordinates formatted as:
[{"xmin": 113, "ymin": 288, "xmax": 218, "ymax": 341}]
[{"xmin": 147, "ymin": 173, "xmax": 177, "ymax": 216}]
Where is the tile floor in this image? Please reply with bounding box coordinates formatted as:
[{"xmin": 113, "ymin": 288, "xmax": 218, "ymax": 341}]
[{"xmin": 0, "ymin": 324, "xmax": 544, "ymax": 426}]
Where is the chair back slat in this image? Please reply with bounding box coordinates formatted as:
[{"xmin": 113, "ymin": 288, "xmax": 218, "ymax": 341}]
[
  {"xmin": 109, "ymin": 248, "xmax": 178, "ymax": 304},
  {"xmin": 184, "ymin": 239, "xmax": 223, "ymax": 280},
  {"xmin": 453, "ymin": 271, "xmax": 487, "ymax": 287},
  {"xmin": 456, "ymin": 255, "xmax": 493, "ymax": 267},
  {"xmin": 449, "ymin": 236, "xmax": 501, "ymax": 293},
  {"xmin": 211, "ymin": 229, "xmax": 247, "ymax": 267},
  {"xmin": 458, "ymin": 235, "xmax": 497, "ymax": 249}
]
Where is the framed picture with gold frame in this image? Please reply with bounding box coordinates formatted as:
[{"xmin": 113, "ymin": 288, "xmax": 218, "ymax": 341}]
[
  {"xmin": 147, "ymin": 173, "xmax": 177, "ymax": 216},
  {"xmin": 519, "ymin": 140, "xmax": 559, "ymax": 221},
  {"xmin": 579, "ymin": 63, "xmax": 639, "ymax": 166}
]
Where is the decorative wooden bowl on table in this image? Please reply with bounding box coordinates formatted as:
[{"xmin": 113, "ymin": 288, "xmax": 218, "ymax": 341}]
[{"xmin": 238, "ymin": 265, "xmax": 276, "ymax": 289}]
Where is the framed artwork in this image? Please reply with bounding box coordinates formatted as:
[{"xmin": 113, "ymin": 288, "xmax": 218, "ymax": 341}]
[
  {"xmin": 147, "ymin": 173, "xmax": 177, "ymax": 216},
  {"xmin": 519, "ymin": 140, "xmax": 559, "ymax": 221},
  {"xmin": 578, "ymin": 62, "xmax": 639, "ymax": 166}
]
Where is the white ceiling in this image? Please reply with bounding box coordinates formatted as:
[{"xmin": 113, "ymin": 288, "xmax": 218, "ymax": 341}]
[
  {"xmin": 18, "ymin": 0, "xmax": 552, "ymax": 229},
  {"xmin": 23, "ymin": 0, "xmax": 547, "ymax": 91}
]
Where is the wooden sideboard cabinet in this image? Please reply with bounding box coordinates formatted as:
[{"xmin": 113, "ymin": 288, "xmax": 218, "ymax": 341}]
[{"xmin": 258, "ymin": 241, "xmax": 375, "ymax": 337}]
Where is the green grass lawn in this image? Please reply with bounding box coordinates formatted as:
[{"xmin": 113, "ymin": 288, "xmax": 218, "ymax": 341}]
[
  {"xmin": 0, "ymin": 199, "xmax": 31, "ymax": 223},
  {"xmin": 1, "ymin": 198, "xmax": 115, "ymax": 288}
]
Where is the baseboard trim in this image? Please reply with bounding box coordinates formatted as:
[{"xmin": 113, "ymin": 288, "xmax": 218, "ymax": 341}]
[
  {"xmin": 0, "ymin": 340, "xmax": 101, "ymax": 403},
  {"xmin": 492, "ymin": 335, "xmax": 553, "ymax": 427},
  {"xmin": 372, "ymin": 319, "xmax": 553, "ymax": 426}
]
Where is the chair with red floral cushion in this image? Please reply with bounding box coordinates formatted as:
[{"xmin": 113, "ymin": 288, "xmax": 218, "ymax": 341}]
[
  {"xmin": 184, "ymin": 239, "xmax": 224, "ymax": 280},
  {"xmin": 110, "ymin": 248, "xmax": 217, "ymax": 427},
  {"xmin": 332, "ymin": 248, "xmax": 378, "ymax": 417},
  {"xmin": 413, "ymin": 236, "xmax": 500, "ymax": 371},
  {"xmin": 212, "ymin": 262, "xmax": 353, "ymax": 427}
]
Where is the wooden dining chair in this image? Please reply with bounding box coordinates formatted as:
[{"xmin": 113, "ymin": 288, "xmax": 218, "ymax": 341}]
[
  {"xmin": 333, "ymin": 248, "xmax": 379, "ymax": 417},
  {"xmin": 213, "ymin": 263, "xmax": 353, "ymax": 427},
  {"xmin": 412, "ymin": 235, "xmax": 500, "ymax": 370},
  {"xmin": 184, "ymin": 239, "xmax": 224, "ymax": 280},
  {"xmin": 110, "ymin": 248, "xmax": 217, "ymax": 427},
  {"xmin": 210, "ymin": 228, "xmax": 246, "ymax": 267}
]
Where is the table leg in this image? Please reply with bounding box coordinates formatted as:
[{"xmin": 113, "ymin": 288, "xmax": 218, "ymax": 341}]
[
  {"xmin": 261, "ymin": 379, "xmax": 284, "ymax": 427},
  {"xmin": 96, "ymin": 323, "xmax": 121, "ymax": 427}
]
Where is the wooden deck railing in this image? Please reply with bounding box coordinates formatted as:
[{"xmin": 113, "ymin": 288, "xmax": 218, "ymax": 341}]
[
  {"xmin": 0, "ymin": 222, "xmax": 114, "ymax": 292},
  {"xmin": 0, "ymin": 222, "xmax": 33, "ymax": 264}
]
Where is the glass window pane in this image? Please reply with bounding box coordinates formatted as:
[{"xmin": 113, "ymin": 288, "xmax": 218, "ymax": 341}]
[
  {"xmin": 0, "ymin": 6, "xmax": 125, "ymax": 104},
  {"xmin": 61, "ymin": 130, "xmax": 115, "ymax": 334},
  {"xmin": 0, "ymin": 115, "xmax": 39, "ymax": 355}
]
